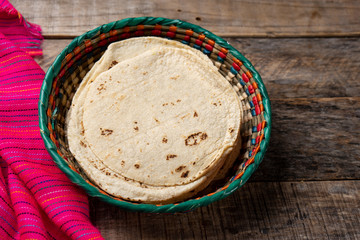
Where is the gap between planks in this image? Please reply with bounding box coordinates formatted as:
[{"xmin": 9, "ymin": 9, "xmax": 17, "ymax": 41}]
[
  {"xmin": 250, "ymin": 178, "xmax": 360, "ymax": 183},
  {"xmin": 89, "ymin": 180, "xmax": 360, "ymax": 240},
  {"xmin": 42, "ymin": 32, "xmax": 360, "ymax": 39},
  {"xmin": 12, "ymin": 0, "xmax": 360, "ymax": 38},
  {"xmin": 271, "ymin": 96, "xmax": 360, "ymax": 101},
  {"xmin": 37, "ymin": 37, "xmax": 360, "ymax": 99}
]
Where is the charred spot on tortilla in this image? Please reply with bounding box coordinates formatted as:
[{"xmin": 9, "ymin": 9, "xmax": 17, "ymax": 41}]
[
  {"xmin": 175, "ymin": 166, "xmax": 186, "ymax": 172},
  {"xmin": 200, "ymin": 133, "xmax": 208, "ymax": 140},
  {"xmin": 79, "ymin": 141, "xmax": 87, "ymax": 147},
  {"xmin": 108, "ymin": 60, "xmax": 118, "ymax": 70},
  {"xmin": 97, "ymin": 83, "xmax": 106, "ymax": 94},
  {"xmin": 181, "ymin": 171, "xmax": 189, "ymax": 178},
  {"xmin": 170, "ymin": 75, "xmax": 179, "ymax": 80},
  {"xmin": 185, "ymin": 132, "xmax": 208, "ymax": 146},
  {"xmin": 100, "ymin": 128, "xmax": 113, "ymax": 136},
  {"xmin": 166, "ymin": 154, "xmax": 177, "ymax": 160}
]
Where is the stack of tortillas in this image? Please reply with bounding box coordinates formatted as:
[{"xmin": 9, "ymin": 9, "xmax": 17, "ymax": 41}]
[{"xmin": 67, "ymin": 37, "xmax": 243, "ymax": 204}]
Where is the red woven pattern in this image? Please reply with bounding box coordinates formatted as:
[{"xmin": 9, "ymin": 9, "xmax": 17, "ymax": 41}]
[{"xmin": 0, "ymin": 1, "xmax": 103, "ymax": 239}]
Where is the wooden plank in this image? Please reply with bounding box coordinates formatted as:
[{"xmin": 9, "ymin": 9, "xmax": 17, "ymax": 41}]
[
  {"xmin": 228, "ymin": 37, "xmax": 360, "ymax": 98},
  {"xmin": 252, "ymin": 97, "xmax": 360, "ymax": 182},
  {"xmin": 36, "ymin": 39, "xmax": 360, "ymax": 181},
  {"xmin": 12, "ymin": 0, "xmax": 360, "ymax": 38},
  {"xmin": 35, "ymin": 39, "xmax": 71, "ymax": 71},
  {"xmin": 89, "ymin": 180, "xmax": 360, "ymax": 239},
  {"xmin": 37, "ymin": 38, "xmax": 360, "ymax": 99}
]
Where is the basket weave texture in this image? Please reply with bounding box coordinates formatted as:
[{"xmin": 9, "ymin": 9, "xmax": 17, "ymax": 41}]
[{"xmin": 39, "ymin": 17, "xmax": 271, "ymax": 213}]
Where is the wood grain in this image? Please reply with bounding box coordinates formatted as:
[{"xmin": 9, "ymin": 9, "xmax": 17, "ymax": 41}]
[
  {"xmin": 35, "ymin": 39, "xmax": 71, "ymax": 70},
  {"xmin": 27, "ymin": 3, "xmax": 360, "ymax": 238},
  {"xmin": 229, "ymin": 37, "xmax": 360, "ymax": 98},
  {"xmin": 36, "ymin": 39, "xmax": 360, "ymax": 181},
  {"xmin": 252, "ymin": 97, "xmax": 360, "ymax": 182},
  {"xmin": 89, "ymin": 180, "xmax": 360, "ymax": 239},
  {"xmin": 37, "ymin": 38, "xmax": 360, "ymax": 99},
  {"xmin": 12, "ymin": 0, "xmax": 360, "ymax": 38}
]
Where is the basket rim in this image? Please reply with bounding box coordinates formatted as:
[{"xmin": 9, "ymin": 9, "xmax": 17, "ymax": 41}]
[{"xmin": 38, "ymin": 17, "xmax": 272, "ymax": 213}]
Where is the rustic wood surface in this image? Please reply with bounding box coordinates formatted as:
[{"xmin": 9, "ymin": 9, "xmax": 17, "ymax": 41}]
[
  {"xmin": 37, "ymin": 38, "xmax": 360, "ymax": 98},
  {"xmin": 12, "ymin": 0, "xmax": 360, "ymax": 38},
  {"xmin": 17, "ymin": 0, "xmax": 360, "ymax": 239},
  {"xmin": 89, "ymin": 181, "xmax": 360, "ymax": 240},
  {"xmin": 38, "ymin": 39, "xmax": 360, "ymax": 182}
]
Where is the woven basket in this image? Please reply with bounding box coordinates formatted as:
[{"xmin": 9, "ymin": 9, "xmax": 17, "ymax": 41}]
[{"xmin": 39, "ymin": 17, "xmax": 271, "ymax": 213}]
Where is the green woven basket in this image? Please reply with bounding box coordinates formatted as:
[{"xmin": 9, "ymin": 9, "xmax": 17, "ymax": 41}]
[{"xmin": 39, "ymin": 17, "xmax": 271, "ymax": 213}]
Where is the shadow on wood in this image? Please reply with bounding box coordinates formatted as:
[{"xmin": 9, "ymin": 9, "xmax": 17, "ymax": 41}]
[
  {"xmin": 252, "ymin": 98, "xmax": 360, "ymax": 182},
  {"xmin": 89, "ymin": 180, "xmax": 360, "ymax": 239}
]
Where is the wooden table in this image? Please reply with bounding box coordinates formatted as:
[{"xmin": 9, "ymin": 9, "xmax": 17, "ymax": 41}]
[{"xmin": 12, "ymin": 0, "xmax": 360, "ymax": 239}]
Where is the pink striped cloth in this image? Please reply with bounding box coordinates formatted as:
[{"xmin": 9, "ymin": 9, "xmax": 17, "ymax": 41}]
[{"xmin": 0, "ymin": 1, "xmax": 104, "ymax": 239}]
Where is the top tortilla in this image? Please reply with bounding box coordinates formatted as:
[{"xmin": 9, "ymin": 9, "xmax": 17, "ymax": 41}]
[{"xmin": 67, "ymin": 37, "xmax": 242, "ymax": 202}]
